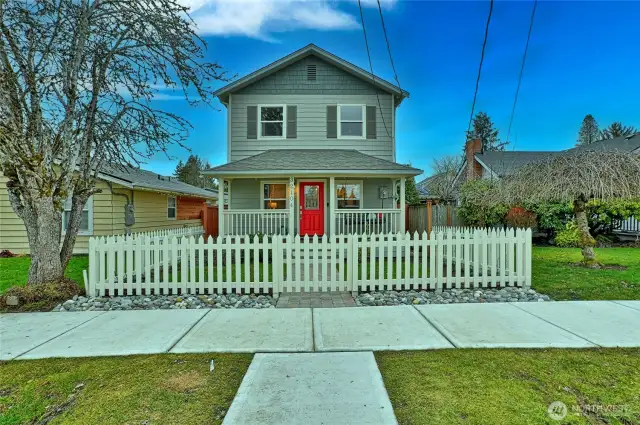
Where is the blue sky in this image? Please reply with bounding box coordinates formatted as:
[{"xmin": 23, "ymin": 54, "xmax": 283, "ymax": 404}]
[{"xmin": 146, "ymin": 0, "xmax": 640, "ymax": 180}]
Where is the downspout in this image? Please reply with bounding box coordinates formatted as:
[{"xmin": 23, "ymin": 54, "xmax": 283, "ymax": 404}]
[{"xmin": 107, "ymin": 182, "xmax": 133, "ymax": 235}]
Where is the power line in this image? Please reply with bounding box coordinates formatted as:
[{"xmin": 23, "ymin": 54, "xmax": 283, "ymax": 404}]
[
  {"xmin": 376, "ymin": 0, "xmax": 401, "ymax": 89},
  {"xmin": 466, "ymin": 0, "xmax": 495, "ymax": 143},
  {"xmin": 357, "ymin": 0, "xmax": 392, "ymax": 141},
  {"xmin": 506, "ymin": 0, "xmax": 538, "ymax": 149}
]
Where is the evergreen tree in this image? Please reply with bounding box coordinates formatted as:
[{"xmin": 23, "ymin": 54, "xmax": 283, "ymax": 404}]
[
  {"xmin": 600, "ymin": 122, "xmax": 638, "ymax": 139},
  {"xmin": 174, "ymin": 155, "xmax": 217, "ymax": 189},
  {"xmin": 576, "ymin": 114, "xmax": 600, "ymax": 146},
  {"xmin": 404, "ymin": 176, "xmax": 421, "ymax": 205},
  {"xmin": 466, "ymin": 112, "xmax": 507, "ymax": 152}
]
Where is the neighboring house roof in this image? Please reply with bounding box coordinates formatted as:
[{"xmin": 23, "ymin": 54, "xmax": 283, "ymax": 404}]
[
  {"xmin": 204, "ymin": 149, "xmax": 422, "ymax": 176},
  {"xmin": 416, "ymin": 173, "xmax": 444, "ymax": 198},
  {"xmin": 213, "ymin": 44, "xmax": 409, "ymax": 104},
  {"xmin": 451, "ymin": 133, "xmax": 640, "ymax": 188},
  {"xmin": 474, "ymin": 151, "xmax": 559, "ymax": 177},
  {"xmin": 99, "ymin": 165, "xmax": 218, "ymax": 199}
]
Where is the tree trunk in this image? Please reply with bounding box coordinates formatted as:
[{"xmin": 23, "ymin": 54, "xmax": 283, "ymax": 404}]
[
  {"xmin": 573, "ymin": 197, "xmax": 597, "ymax": 265},
  {"xmin": 23, "ymin": 198, "xmax": 65, "ymax": 284}
]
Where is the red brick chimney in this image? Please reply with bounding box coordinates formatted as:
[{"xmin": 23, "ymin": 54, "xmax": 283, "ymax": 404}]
[{"xmin": 465, "ymin": 138, "xmax": 483, "ymax": 181}]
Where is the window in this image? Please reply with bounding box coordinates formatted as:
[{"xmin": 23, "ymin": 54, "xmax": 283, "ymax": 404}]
[
  {"xmin": 262, "ymin": 183, "xmax": 287, "ymax": 209},
  {"xmin": 259, "ymin": 105, "xmax": 285, "ymax": 138},
  {"xmin": 336, "ymin": 181, "xmax": 362, "ymax": 209},
  {"xmin": 338, "ymin": 105, "xmax": 365, "ymax": 138},
  {"xmin": 62, "ymin": 196, "xmax": 93, "ymax": 235},
  {"xmin": 168, "ymin": 196, "xmax": 177, "ymax": 219}
]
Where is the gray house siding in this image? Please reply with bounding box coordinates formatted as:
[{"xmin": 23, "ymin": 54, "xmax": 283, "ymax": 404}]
[{"xmin": 228, "ymin": 56, "xmax": 394, "ymax": 162}]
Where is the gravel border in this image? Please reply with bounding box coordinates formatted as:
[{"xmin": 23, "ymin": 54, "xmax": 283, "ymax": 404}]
[
  {"xmin": 53, "ymin": 293, "xmax": 276, "ymax": 312},
  {"xmin": 355, "ymin": 287, "xmax": 552, "ymax": 306}
]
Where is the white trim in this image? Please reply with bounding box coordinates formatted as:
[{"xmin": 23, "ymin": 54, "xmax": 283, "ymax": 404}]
[
  {"xmin": 258, "ymin": 104, "xmax": 287, "ymax": 140},
  {"xmin": 391, "ymin": 94, "xmax": 396, "ymax": 162},
  {"xmin": 167, "ymin": 195, "xmax": 177, "ymax": 220},
  {"xmin": 204, "ymin": 170, "xmax": 421, "ymax": 178},
  {"xmin": 260, "ymin": 180, "xmax": 289, "ymax": 210},
  {"xmin": 226, "ymin": 95, "xmax": 232, "ymax": 162},
  {"xmin": 337, "ymin": 104, "xmax": 366, "ymax": 140},
  {"xmin": 474, "ymin": 155, "xmax": 500, "ymax": 179},
  {"xmin": 335, "ymin": 179, "xmax": 363, "ymax": 210},
  {"xmin": 297, "ymin": 178, "xmax": 328, "ymax": 236},
  {"xmin": 62, "ymin": 195, "xmax": 94, "ymax": 236}
]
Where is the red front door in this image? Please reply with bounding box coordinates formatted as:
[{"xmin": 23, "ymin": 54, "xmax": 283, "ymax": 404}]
[{"xmin": 299, "ymin": 182, "xmax": 325, "ymax": 236}]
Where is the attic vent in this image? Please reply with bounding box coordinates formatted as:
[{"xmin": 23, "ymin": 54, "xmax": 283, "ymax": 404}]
[{"xmin": 306, "ymin": 64, "xmax": 317, "ymax": 81}]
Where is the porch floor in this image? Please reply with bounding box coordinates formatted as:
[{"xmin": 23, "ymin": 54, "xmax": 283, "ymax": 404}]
[{"xmin": 276, "ymin": 291, "xmax": 356, "ymax": 308}]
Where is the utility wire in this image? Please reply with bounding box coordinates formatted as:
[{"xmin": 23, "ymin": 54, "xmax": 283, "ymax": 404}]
[
  {"xmin": 466, "ymin": 0, "xmax": 495, "ymax": 144},
  {"xmin": 376, "ymin": 0, "xmax": 401, "ymax": 89},
  {"xmin": 357, "ymin": 0, "xmax": 393, "ymax": 141},
  {"xmin": 506, "ymin": 0, "xmax": 538, "ymax": 149}
]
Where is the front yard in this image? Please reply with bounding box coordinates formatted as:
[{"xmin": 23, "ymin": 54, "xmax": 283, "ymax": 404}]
[
  {"xmin": 377, "ymin": 348, "xmax": 640, "ymax": 425},
  {"xmin": 1, "ymin": 247, "xmax": 639, "ymax": 301},
  {"xmin": 0, "ymin": 353, "xmax": 251, "ymax": 425}
]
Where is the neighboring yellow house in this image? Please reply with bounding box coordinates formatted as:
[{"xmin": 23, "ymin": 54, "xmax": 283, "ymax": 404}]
[{"xmin": 0, "ymin": 166, "xmax": 218, "ymax": 254}]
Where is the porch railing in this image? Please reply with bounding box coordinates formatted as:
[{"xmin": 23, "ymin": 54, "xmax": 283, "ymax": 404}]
[
  {"xmin": 335, "ymin": 209, "xmax": 400, "ymax": 235},
  {"xmin": 223, "ymin": 209, "xmax": 290, "ymax": 236}
]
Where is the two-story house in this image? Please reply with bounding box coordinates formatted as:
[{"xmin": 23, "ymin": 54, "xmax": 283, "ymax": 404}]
[{"xmin": 205, "ymin": 44, "xmax": 422, "ymax": 237}]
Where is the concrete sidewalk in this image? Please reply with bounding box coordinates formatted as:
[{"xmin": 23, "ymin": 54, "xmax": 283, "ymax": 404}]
[{"xmin": 2, "ymin": 301, "xmax": 639, "ymax": 360}]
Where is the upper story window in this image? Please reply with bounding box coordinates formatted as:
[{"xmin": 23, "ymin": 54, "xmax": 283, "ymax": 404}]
[
  {"xmin": 259, "ymin": 105, "xmax": 285, "ymax": 138},
  {"xmin": 62, "ymin": 196, "xmax": 93, "ymax": 235},
  {"xmin": 338, "ymin": 105, "xmax": 365, "ymax": 139},
  {"xmin": 168, "ymin": 196, "xmax": 177, "ymax": 219}
]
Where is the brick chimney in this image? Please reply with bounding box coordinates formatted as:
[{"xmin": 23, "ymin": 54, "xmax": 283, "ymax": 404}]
[{"xmin": 465, "ymin": 138, "xmax": 483, "ymax": 181}]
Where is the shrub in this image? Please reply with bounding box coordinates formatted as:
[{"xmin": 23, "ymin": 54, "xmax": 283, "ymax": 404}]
[
  {"xmin": 457, "ymin": 179, "xmax": 508, "ymax": 226},
  {"xmin": 504, "ymin": 207, "xmax": 537, "ymax": 229},
  {"xmin": 554, "ymin": 221, "xmax": 582, "ymax": 247}
]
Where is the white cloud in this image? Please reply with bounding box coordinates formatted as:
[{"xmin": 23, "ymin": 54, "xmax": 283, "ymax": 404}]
[{"xmin": 181, "ymin": 0, "xmax": 394, "ymax": 40}]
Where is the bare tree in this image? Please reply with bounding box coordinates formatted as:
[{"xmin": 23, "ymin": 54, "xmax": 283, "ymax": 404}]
[
  {"xmin": 500, "ymin": 151, "xmax": 640, "ymax": 266},
  {"xmin": 424, "ymin": 156, "xmax": 462, "ymax": 201},
  {"xmin": 0, "ymin": 0, "xmax": 227, "ymax": 284}
]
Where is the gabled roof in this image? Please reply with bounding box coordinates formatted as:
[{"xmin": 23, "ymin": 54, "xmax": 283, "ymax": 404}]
[
  {"xmin": 213, "ymin": 44, "xmax": 409, "ymax": 103},
  {"xmin": 99, "ymin": 165, "xmax": 218, "ymax": 199},
  {"xmin": 570, "ymin": 133, "xmax": 640, "ymax": 153},
  {"xmin": 204, "ymin": 149, "xmax": 422, "ymax": 177}
]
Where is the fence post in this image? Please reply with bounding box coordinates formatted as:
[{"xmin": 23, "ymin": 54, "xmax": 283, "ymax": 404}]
[
  {"xmin": 86, "ymin": 237, "xmax": 95, "ymax": 297},
  {"xmin": 524, "ymin": 228, "xmax": 532, "ymax": 289},
  {"xmin": 426, "ymin": 200, "xmax": 433, "ymax": 237},
  {"xmin": 272, "ymin": 236, "xmax": 280, "ymax": 299},
  {"xmin": 349, "ymin": 234, "xmax": 358, "ymax": 296}
]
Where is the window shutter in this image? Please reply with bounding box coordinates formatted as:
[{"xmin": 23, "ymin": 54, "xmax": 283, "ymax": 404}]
[
  {"xmin": 327, "ymin": 105, "xmax": 337, "ymax": 138},
  {"xmin": 366, "ymin": 106, "xmax": 377, "ymax": 139},
  {"xmin": 286, "ymin": 105, "xmax": 297, "ymax": 138},
  {"xmin": 247, "ymin": 106, "xmax": 257, "ymax": 139}
]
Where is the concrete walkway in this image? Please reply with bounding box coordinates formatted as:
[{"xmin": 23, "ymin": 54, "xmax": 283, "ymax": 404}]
[{"xmin": 2, "ymin": 301, "xmax": 640, "ymax": 360}]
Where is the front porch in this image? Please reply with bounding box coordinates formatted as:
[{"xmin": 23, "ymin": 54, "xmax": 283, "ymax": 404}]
[{"xmin": 217, "ymin": 176, "xmax": 407, "ymax": 237}]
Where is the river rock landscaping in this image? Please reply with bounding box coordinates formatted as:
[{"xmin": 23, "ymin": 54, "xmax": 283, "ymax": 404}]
[
  {"xmin": 53, "ymin": 293, "xmax": 277, "ymax": 312},
  {"xmin": 355, "ymin": 287, "xmax": 552, "ymax": 306}
]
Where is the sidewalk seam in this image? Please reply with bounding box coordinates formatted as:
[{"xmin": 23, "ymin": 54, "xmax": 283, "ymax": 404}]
[
  {"xmin": 13, "ymin": 312, "xmax": 106, "ymax": 360},
  {"xmin": 311, "ymin": 308, "xmax": 316, "ymax": 352},
  {"xmin": 508, "ymin": 303, "xmax": 602, "ymax": 347},
  {"xmin": 611, "ymin": 300, "xmax": 640, "ymax": 312},
  {"xmin": 166, "ymin": 309, "xmax": 212, "ymax": 353},
  {"xmin": 411, "ymin": 305, "xmax": 459, "ymax": 348}
]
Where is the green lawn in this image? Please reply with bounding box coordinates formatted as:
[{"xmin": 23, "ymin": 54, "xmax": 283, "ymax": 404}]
[
  {"xmin": 0, "ymin": 256, "xmax": 88, "ymax": 294},
  {"xmin": 0, "ymin": 353, "xmax": 251, "ymax": 425},
  {"xmin": 376, "ymin": 348, "xmax": 640, "ymax": 425},
  {"xmin": 532, "ymin": 247, "xmax": 640, "ymax": 300}
]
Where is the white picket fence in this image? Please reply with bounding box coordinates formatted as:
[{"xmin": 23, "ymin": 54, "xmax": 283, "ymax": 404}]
[
  {"xmin": 85, "ymin": 228, "xmax": 532, "ymax": 297},
  {"xmin": 125, "ymin": 225, "xmax": 204, "ymax": 239}
]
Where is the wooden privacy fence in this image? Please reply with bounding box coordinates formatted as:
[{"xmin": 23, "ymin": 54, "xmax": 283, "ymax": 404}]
[
  {"xmin": 407, "ymin": 203, "xmax": 463, "ymax": 234},
  {"xmin": 85, "ymin": 228, "xmax": 532, "ymax": 297}
]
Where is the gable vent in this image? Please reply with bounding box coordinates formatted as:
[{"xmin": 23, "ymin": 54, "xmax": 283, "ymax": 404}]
[{"xmin": 306, "ymin": 64, "xmax": 317, "ymax": 81}]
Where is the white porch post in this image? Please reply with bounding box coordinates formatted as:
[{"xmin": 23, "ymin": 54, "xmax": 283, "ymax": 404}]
[
  {"xmin": 288, "ymin": 176, "xmax": 295, "ymax": 236},
  {"xmin": 329, "ymin": 176, "xmax": 335, "ymax": 236},
  {"xmin": 218, "ymin": 177, "xmax": 225, "ymax": 237},
  {"xmin": 399, "ymin": 177, "xmax": 406, "ymax": 233}
]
